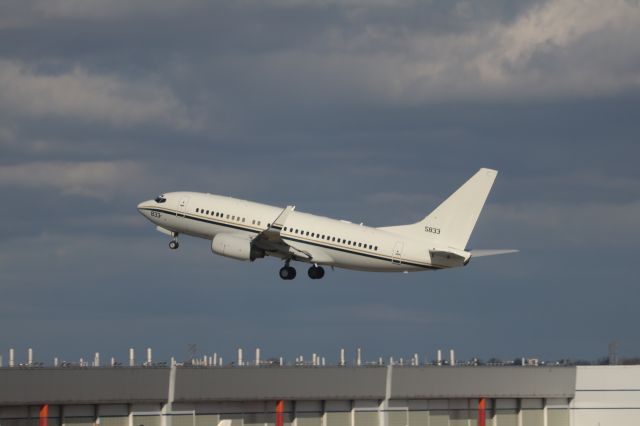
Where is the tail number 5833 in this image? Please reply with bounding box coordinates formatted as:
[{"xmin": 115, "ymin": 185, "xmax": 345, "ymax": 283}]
[{"xmin": 425, "ymin": 226, "xmax": 440, "ymax": 234}]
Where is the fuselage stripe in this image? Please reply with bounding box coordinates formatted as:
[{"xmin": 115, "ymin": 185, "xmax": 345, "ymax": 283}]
[{"xmin": 140, "ymin": 207, "xmax": 441, "ymax": 270}]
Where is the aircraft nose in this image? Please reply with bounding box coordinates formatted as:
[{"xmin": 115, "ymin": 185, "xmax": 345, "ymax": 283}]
[{"xmin": 137, "ymin": 201, "xmax": 149, "ymax": 213}]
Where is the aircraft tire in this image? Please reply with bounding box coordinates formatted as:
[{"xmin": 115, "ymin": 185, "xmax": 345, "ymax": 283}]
[
  {"xmin": 308, "ymin": 266, "xmax": 325, "ymax": 279},
  {"xmin": 169, "ymin": 241, "xmax": 179, "ymax": 250},
  {"xmin": 279, "ymin": 266, "xmax": 296, "ymax": 280}
]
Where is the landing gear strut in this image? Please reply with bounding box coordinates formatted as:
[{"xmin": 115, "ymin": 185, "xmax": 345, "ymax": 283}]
[
  {"xmin": 308, "ymin": 265, "xmax": 325, "ymax": 279},
  {"xmin": 279, "ymin": 260, "xmax": 296, "ymax": 280}
]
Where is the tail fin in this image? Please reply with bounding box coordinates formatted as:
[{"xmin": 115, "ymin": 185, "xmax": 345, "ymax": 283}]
[{"xmin": 379, "ymin": 168, "xmax": 498, "ymax": 250}]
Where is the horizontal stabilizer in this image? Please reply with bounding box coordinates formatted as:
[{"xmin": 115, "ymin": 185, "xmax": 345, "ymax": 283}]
[
  {"xmin": 471, "ymin": 249, "xmax": 519, "ymax": 257},
  {"xmin": 429, "ymin": 247, "xmax": 470, "ymax": 267},
  {"xmin": 429, "ymin": 248, "xmax": 468, "ymax": 261}
]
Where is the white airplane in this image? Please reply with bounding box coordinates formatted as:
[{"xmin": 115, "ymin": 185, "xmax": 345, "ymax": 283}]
[{"xmin": 137, "ymin": 168, "xmax": 516, "ymax": 280}]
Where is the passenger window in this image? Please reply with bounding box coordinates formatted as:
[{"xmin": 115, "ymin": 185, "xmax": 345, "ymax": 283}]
[
  {"xmin": 375, "ymin": 246, "xmax": 378, "ymax": 251},
  {"xmin": 242, "ymin": 218, "xmax": 245, "ymax": 222},
  {"xmin": 196, "ymin": 208, "xmax": 199, "ymax": 213},
  {"xmin": 358, "ymin": 243, "xmax": 362, "ymax": 247},
  {"xmin": 252, "ymin": 220, "xmax": 255, "ymax": 224},
  {"xmin": 258, "ymin": 221, "xmax": 261, "ymax": 226},
  {"xmin": 226, "ymin": 214, "xmax": 229, "ymax": 219},
  {"xmin": 306, "ymin": 231, "xmax": 309, "ymax": 236},
  {"xmin": 332, "ymin": 237, "xmax": 336, "ymax": 242}
]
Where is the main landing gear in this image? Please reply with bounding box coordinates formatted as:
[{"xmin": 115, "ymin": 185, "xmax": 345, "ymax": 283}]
[
  {"xmin": 308, "ymin": 264, "xmax": 325, "ymax": 279},
  {"xmin": 278, "ymin": 260, "xmax": 325, "ymax": 280},
  {"xmin": 279, "ymin": 260, "xmax": 296, "ymax": 280}
]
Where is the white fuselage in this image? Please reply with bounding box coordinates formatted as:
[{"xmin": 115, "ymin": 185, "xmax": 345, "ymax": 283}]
[{"xmin": 137, "ymin": 192, "xmax": 457, "ymax": 272}]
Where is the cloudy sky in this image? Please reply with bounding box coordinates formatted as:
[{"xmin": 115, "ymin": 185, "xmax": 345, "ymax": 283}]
[{"xmin": 1, "ymin": 0, "xmax": 639, "ymax": 366}]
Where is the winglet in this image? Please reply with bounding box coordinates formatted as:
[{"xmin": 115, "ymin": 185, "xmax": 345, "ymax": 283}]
[
  {"xmin": 255, "ymin": 205, "xmax": 295, "ymax": 244},
  {"xmin": 270, "ymin": 205, "xmax": 295, "ymax": 231}
]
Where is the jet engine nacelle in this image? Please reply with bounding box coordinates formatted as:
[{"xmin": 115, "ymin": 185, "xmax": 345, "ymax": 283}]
[{"xmin": 211, "ymin": 233, "xmax": 265, "ymax": 261}]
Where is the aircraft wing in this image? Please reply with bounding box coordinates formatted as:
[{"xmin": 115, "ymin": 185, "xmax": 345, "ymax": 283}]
[
  {"xmin": 251, "ymin": 205, "xmax": 333, "ymax": 264},
  {"xmin": 251, "ymin": 205, "xmax": 297, "ymax": 255}
]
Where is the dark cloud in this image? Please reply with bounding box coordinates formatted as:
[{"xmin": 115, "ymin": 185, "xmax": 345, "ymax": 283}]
[{"xmin": 0, "ymin": 0, "xmax": 639, "ymax": 364}]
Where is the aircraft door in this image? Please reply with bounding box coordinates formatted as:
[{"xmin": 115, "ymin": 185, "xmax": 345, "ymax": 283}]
[
  {"xmin": 391, "ymin": 241, "xmax": 404, "ymax": 264},
  {"xmin": 177, "ymin": 196, "xmax": 189, "ymax": 218}
]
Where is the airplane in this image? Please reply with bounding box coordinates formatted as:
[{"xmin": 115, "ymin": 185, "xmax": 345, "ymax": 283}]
[{"xmin": 137, "ymin": 168, "xmax": 517, "ymax": 280}]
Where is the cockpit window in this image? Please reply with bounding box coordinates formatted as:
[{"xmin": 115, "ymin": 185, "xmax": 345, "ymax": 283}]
[{"xmin": 155, "ymin": 195, "xmax": 167, "ymax": 203}]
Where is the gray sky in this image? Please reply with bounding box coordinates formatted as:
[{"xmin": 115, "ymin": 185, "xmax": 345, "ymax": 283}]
[{"xmin": 1, "ymin": 0, "xmax": 639, "ymax": 365}]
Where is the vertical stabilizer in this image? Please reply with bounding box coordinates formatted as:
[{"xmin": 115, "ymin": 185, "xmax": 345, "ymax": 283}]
[
  {"xmin": 379, "ymin": 168, "xmax": 498, "ymax": 250},
  {"xmin": 423, "ymin": 168, "xmax": 497, "ymax": 249}
]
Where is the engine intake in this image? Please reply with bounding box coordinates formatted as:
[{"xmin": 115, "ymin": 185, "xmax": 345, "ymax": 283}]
[{"xmin": 211, "ymin": 233, "xmax": 265, "ymax": 261}]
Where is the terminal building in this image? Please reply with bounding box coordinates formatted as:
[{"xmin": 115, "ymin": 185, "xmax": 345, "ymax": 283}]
[{"xmin": 1, "ymin": 362, "xmax": 639, "ymax": 426}]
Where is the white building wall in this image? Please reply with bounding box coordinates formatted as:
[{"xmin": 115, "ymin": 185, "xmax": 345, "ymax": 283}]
[{"xmin": 571, "ymin": 366, "xmax": 640, "ymax": 426}]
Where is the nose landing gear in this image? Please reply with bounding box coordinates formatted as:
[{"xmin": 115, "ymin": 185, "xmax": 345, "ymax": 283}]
[{"xmin": 169, "ymin": 237, "xmax": 179, "ymax": 250}]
